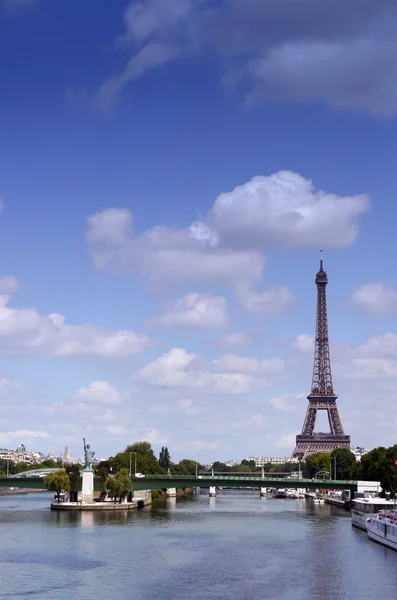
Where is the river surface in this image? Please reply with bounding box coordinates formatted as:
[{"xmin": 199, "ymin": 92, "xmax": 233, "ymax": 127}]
[{"xmin": 1, "ymin": 490, "xmax": 397, "ymax": 599}]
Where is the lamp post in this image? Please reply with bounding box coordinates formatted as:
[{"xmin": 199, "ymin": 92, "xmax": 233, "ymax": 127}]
[
  {"xmin": 6, "ymin": 458, "xmax": 9, "ymax": 478},
  {"xmin": 129, "ymin": 452, "xmax": 132, "ymax": 478},
  {"xmin": 196, "ymin": 453, "xmax": 199, "ymax": 478},
  {"xmin": 333, "ymin": 456, "xmax": 337, "ymax": 480}
]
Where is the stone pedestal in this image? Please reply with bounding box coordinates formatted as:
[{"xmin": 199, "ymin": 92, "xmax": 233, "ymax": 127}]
[
  {"xmin": 167, "ymin": 488, "xmax": 177, "ymax": 497},
  {"xmin": 82, "ymin": 469, "xmax": 94, "ymax": 504},
  {"xmin": 209, "ymin": 486, "xmax": 216, "ymax": 497},
  {"xmin": 260, "ymin": 487, "xmax": 267, "ymax": 497}
]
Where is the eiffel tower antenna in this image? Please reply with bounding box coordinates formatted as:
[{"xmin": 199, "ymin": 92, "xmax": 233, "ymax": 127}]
[{"xmin": 293, "ymin": 253, "xmax": 350, "ymax": 460}]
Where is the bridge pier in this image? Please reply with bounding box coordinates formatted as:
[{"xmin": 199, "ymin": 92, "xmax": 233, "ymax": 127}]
[
  {"xmin": 167, "ymin": 488, "xmax": 177, "ymax": 497},
  {"xmin": 209, "ymin": 486, "xmax": 216, "ymax": 497},
  {"xmin": 260, "ymin": 487, "xmax": 267, "ymax": 498}
]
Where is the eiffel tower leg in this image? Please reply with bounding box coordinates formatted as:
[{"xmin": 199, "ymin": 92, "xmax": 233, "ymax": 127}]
[
  {"xmin": 301, "ymin": 406, "xmax": 317, "ymax": 436},
  {"xmin": 328, "ymin": 406, "xmax": 345, "ymax": 436}
]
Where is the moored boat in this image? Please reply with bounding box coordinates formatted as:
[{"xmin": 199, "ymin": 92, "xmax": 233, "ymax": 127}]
[
  {"xmin": 366, "ymin": 510, "xmax": 397, "ymax": 551},
  {"xmin": 351, "ymin": 496, "xmax": 395, "ymax": 530}
]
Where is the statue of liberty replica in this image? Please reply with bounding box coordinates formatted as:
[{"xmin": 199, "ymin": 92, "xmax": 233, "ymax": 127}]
[{"xmin": 83, "ymin": 437, "xmax": 95, "ymax": 470}]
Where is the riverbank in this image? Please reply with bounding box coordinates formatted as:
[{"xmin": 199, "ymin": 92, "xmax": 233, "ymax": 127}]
[{"xmin": 0, "ymin": 487, "xmax": 47, "ymax": 496}]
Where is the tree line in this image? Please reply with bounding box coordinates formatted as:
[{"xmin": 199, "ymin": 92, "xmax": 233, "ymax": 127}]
[{"xmin": 33, "ymin": 442, "xmax": 397, "ymax": 501}]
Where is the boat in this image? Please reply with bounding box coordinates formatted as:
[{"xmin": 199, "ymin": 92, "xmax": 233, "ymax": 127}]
[
  {"xmin": 351, "ymin": 496, "xmax": 395, "ymax": 530},
  {"xmin": 272, "ymin": 489, "xmax": 287, "ymax": 498},
  {"xmin": 366, "ymin": 510, "xmax": 397, "ymax": 551},
  {"xmin": 286, "ymin": 489, "xmax": 299, "ymax": 499}
]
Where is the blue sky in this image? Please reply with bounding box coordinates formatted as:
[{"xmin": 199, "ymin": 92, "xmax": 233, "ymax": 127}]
[{"xmin": 1, "ymin": 0, "xmax": 397, "ymax": 462}]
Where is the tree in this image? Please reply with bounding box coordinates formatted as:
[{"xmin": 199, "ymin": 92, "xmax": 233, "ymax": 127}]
[
  {"xmin": 109, "ymin": 441, "xmax": 164, "ymax": 475},
  {"xmin": 305, "ymin": 453, "xmax": 332, "ymax": 478},
  {"xmin": 44, "ymin": 470, "xmax": 70, "ymax": 502},
  {"xmin": 65, "ymin": 464, "xmax": 82, "ymax": 502},
  {"xmin": 211, "ymin": 462, "xmax": 231, "ymax": 473},
  {"xmin": 330, "ymin": 448, "xmax": 357, "ymax": 480},
  {"xmin": 105, "ymin": 468, "xmax": 132, "ymax": 503},
  {"xmin": 95, "ymin": 461, "xmax": 111, "ymax": 490},
  {"xmin": 159, "ymin": 447, "xmax": 171, "ymax": 470},
  {"xmin": 361, "ymin": 445, "xmax": 397, "ymax": 497}
]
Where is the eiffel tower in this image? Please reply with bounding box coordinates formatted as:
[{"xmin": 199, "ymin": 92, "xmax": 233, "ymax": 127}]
[{"xmin": 293, "ymin": 253, "xmax": 350, "ymax": 460}]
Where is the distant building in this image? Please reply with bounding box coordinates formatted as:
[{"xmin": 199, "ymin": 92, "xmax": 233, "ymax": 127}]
[
  {"xmin": 0, "ymin": 445, "xmax": 44, "ymax": 465},
  {"xmin": 352, "ymin": 447, "xmax": 369, "ymax": 462},
  {"xmin": 64, "ymin": 446, "xmax": 72, "ymax": 463},
  {"xmin": 247, "ymin": 456, "xmax": 299, "ymax": 467}
]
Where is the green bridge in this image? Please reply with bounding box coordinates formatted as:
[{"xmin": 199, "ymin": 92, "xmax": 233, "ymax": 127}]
[{"xmin": 0, "ymin": 474, "xmax": 358, "ymax": 493}]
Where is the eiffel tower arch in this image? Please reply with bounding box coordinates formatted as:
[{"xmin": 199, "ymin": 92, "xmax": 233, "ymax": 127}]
[{"xmin": 293, "ymin": 253, "xmax": 350, "ymax": 460}]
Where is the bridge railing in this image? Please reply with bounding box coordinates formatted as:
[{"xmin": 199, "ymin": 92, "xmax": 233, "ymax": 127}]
[{"xmin": 131, "ymin": 474, "xmax": 357, "ymax": 484}]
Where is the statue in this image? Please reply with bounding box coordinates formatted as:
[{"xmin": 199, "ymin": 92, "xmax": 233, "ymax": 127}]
[{"xmin": 83, "ymin": 437, "xmax": 95, "ymax": 470}]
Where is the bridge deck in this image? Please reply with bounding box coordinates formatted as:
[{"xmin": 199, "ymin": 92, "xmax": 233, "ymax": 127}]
[{"xmin": 0, "ymin": 475, "xmax": 358, "ymax": 492}]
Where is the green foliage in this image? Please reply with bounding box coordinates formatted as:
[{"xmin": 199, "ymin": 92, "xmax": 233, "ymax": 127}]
[
  {"xmin": 42, "ymin": 459, "xmax": 60, "ymax": 468},
  {"xmin": 65, "ymin": 464, "xmax": 82, "ymax": 491},
  {"xmin": 361, "ymin": 445, "xmax": 397, "ymax": 497},
  {"xmin": 44, "ymin": 470, "xmax": 70, "ymax": 501},
  {"xmin": 240, "ymin": 459, "xmax": 257, "ymax": 469},
  {"xmin": 0, "ymin": 459, "xmax": 16, "ymax": 475},
  {"xmin": 211, "ymin": 462, "xmax": 231, "ymax": 473},
  {"xmin": 95, "ymin": 461, "xmax": 111, "ymax": 490},
  {"xmin": 109, "ymin": 441, "xmax": 164, "ymax": 475},
  {"xmin": 159, "ymin": 446, "xmax": 171, "ymax": 470},
  {"xmin": 172, "ymin": 459, "xmax": 197, "ymax": 475},
  {"xmin": 105, "ymin": 468, "xmax": 132, "ymax": 502},
  {"xmin": 330, "ymin": 448, "xmax": 357, "ymax": 480},
  {"xmin": 305, "ymin": 453, "xmax": 332, "ymax": 478}
]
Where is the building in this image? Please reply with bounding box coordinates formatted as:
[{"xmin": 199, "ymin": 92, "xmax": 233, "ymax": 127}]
[
  {"xmin": 247, "ymin": 456, "xmax": 299, "ymax": 467},
  {"xmin": 352, "ymin": 447, "xmax": 370, "ymax": 461}
]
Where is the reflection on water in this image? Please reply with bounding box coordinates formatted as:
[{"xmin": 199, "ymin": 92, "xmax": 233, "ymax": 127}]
[{"xmin": 0, "ymin": 491, "xmax": 397, "ymax": 599}]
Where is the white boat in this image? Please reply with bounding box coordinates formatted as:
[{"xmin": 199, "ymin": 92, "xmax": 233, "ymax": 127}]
[
  {"xmin": 286, "ymin": 489, "xmax": 299, "ymax": 499},
  {"xmin": 272, "ymin": 489, "xmax": 287, "ymax": 498},
  {"xmin": 366, "ymin": 510, "xmax": 397, "ymax": 551},
  {"xmin": 351, "ymin": 496, "xmax": 395, "ymax": 530}
]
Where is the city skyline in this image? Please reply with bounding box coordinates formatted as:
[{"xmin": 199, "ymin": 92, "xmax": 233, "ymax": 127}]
[{"xmin": 1, "ymin": 1, "xmax": 397, "ymax": 461}]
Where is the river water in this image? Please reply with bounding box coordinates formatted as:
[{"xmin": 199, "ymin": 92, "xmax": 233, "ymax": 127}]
[{"xmin": 1, "ymin": 490, "xmax": 396, "ymax": 600}]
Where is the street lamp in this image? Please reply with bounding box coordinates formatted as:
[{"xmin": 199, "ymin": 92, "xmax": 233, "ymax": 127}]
[
  {"xmin": 196, "ymin": 453, "xmax": 199, "ymax": 478},
  {"xmin": 129, "ymin": 452, "xmax": 137, "ymax": 477},
  {"xmin": 334, "ymin": 456, "xmax": 337, "ymax": 480}
]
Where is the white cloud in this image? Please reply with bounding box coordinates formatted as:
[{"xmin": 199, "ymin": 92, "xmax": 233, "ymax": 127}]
[
  {"xmin": 179, "ymin": 399, "xmax": 199, "ymax": 415},
  {"xmin": 236, "ymin": 284, "xmax": 294, "ymax": 314},
  {"xmin": 219, "ymin": 332, "xmax": 253, "ymax": 348},
  {"xmin": 0, "ymin": 284, "xmax": 152, "ymax": 357},
  {"xmin": 136, "ymin": 347, "xmax": 283, "ymax": 394},
  {"xmin": 0, "ymin": 430, "xmax": 50, "ymax": 446},
  {"xmin": 73, "ymin": 381, "xmax": 123, "ymax": 405},
  {"xmin": 106, "ymin": 425, "xmax": 127, "ymax": 437},
  {"xmin": 293, "ymin": 334, "xmax": 315, "ymax": 352},
  {"xmin": 208, "ymin": 171, "xmax": 369, "ymax": 248},
  {"xmin": 95, "ymin": 43, "xmax": 178, "ymax": 113},
  {"xmin": 93, "ymin": 0, "xmax": 397, "ymax": 116},
  {"xmin": 86, "ymin": 206, "xmax": 265, "ymax": 289},
  {"xmin": 157, "ymin": 292, "xmax": 229, "ymax": 328},
  {"xmin": 350, "ymin": 283, "xmax": 397, "ymax": 315},
  {"xmin": 86, "ymin": 172, "xmax": 367, "ymax": 311},
  {"xmin": 269, "ymin": 393, "xmax": 305, "ymax": 413}
]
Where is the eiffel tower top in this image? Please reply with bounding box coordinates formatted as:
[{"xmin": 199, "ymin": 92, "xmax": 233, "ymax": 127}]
[
  {"xmin": 315, "ymin": 250, "xmax": 328, "ymax": 285},
  {"xmin": 310, "ymin": 251, "xmax": 335, "ymax": 397}
]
